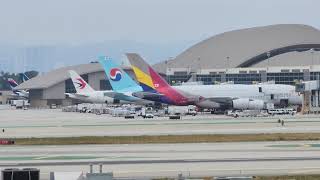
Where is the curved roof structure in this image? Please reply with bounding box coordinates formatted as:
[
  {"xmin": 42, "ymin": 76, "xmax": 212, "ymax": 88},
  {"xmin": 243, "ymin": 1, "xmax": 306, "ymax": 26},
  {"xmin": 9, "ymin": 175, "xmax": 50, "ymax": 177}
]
[
  {"xmin": 16, "ymin": 63, "xmax": 103, "ymax": 90},
  {"xmin": 154, "ymin": 24, "xmax": 320, "ymax": 72},
  {"xmin": 16, "ymin": 63, "xmax": 131, "ymax": 90}
]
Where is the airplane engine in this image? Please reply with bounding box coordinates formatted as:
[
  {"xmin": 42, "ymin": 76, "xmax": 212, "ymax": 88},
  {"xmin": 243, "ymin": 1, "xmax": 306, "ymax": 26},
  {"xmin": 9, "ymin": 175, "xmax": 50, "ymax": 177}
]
[{"xmin": 232, "ymin": 98, "xmax": 265, "ymax": 110}]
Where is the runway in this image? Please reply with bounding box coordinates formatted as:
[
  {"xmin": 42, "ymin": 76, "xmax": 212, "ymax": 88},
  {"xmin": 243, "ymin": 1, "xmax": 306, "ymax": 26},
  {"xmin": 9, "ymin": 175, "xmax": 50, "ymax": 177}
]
[
  {"xmin": 1, "ymin": 141, "xmax": 320, "ymax": 178},
  {"xmin": 1, "ymin": 109, "xmax": 320, "ymax": 137}
]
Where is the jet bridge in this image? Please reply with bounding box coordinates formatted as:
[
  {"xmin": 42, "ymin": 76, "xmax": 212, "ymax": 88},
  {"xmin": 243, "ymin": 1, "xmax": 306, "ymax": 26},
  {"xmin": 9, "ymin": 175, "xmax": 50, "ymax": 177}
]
[{"xmin": 296, "ymin": 80, "xmax": 320, "ymax": 114}]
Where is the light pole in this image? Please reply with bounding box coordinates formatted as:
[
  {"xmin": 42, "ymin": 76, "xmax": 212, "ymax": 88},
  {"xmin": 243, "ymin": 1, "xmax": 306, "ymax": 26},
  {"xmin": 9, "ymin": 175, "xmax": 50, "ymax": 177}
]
[
  {"xmin": 197, "ymin": 57, "xmax": 201, "ymax": 75},
  {"xmin": 165, "ymin": 59, "xmax": 168, "ymax": 84},
  {"xmin": 226, "ymin": 56, "xmax": 230, "ymax": 70},
  {"xmin": 311, "ymin": 48, "xmax": 314, "ymax": 66},
  {"xmin": 166, "ymin": 57, "xmax": 173, "ymax": 84},
  {"xmin": 266, "ymin": 51, "xmax": 271, "ymax": 67}
]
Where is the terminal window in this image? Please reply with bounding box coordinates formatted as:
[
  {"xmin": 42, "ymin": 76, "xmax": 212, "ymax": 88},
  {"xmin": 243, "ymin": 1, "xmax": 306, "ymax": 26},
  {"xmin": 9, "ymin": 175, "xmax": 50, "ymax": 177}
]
[{"xmin": 100, "ymin": 80, "xmax": 112, "ymax": 90}]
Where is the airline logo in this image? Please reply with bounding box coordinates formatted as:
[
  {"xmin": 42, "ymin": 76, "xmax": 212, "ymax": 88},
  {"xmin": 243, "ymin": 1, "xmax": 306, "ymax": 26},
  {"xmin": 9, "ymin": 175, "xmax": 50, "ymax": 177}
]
[
  {"xmin": 21, "ymin": 73, "xmax": 29, "ymax": 82},
  {"xmin": 109, "ymin": 68, "xmax": 122, "ymax": 81},
  {"xmin": 8, "ymin": 78, "xmax": 18, "ymax": 88},
  {"xmin": 75, "ymin": 78, "xmax": 86, "ymax": 89}
]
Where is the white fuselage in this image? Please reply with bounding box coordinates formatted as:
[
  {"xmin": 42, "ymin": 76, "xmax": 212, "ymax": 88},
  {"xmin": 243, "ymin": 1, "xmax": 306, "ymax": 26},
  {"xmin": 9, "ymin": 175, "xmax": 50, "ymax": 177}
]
[
  {"xmin": 67, "ymin": 90, "xmax": 151, "ymax": 105},
  {"xmin": 174, "ymin": 84, "xmax": 302, "ymax": 106},
  {"xmin": 67, "ymin": 91, "xmax": 114, "ymax": 104}
]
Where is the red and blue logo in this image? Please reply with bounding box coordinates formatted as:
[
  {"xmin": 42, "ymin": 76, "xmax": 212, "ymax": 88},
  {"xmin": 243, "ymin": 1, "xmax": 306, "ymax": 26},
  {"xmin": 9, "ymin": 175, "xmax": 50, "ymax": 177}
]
[
  {"xmin": 109, "ymin": 68, "xmax": 122, "ymax": 81},
  {"xmin": 7, "ymin": 78, "xmax": 18, "ymax": 88},
  {"xmin": 75, "ymin": 78, "xmax": 87, "ymax": 89}
]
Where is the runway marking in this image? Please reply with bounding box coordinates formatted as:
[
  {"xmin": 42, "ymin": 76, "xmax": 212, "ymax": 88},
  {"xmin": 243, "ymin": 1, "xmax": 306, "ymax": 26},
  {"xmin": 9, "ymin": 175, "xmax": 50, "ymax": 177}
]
[
  {"xmin": 2, "ymin": 156, "xmax": 320, "ymax": 167},
  {"xmin": 266, "ymin": 144, "xmax": 320, "ymax": 148},
  {"xmin": 34, "ymin": 155, "xmax": 56, "ymax": 160},
  {"xmin": 3, "ymin": 119, "xmax": 320, "ymax": 129},
  {"xmin": 0, "ymin": 155, "xmax": 156, "ymax": 161},
  {"xmin": 0, "ymin": 156, "xmax": 100, "ymax": 161}
]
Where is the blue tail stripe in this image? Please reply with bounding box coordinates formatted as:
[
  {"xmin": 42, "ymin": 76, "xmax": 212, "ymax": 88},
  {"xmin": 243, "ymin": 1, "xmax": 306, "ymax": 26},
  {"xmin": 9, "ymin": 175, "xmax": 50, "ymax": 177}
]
[{"xmin": 139, "ymin": 83, "xmax": 157, "ymax": 93}]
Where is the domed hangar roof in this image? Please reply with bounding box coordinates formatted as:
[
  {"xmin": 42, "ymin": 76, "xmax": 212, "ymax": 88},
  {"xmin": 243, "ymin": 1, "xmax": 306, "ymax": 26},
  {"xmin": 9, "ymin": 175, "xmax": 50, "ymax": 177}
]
[{"xmin": 154, "ymin": 24, "xmax": 320, "ymax": 73}]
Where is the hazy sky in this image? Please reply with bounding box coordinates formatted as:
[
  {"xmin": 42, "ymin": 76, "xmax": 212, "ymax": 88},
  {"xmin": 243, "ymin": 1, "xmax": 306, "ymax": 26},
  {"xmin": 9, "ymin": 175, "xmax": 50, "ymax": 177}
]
[{"xmin": 0, "ymin": 0, "xmax": 319, "ymax": 46}]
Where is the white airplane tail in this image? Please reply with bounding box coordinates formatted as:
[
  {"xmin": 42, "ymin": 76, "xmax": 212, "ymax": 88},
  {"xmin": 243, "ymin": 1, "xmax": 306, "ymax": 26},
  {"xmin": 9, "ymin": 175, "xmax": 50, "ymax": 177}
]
[{"xmin": 68, "ymin": 70, "xmax": 95, "ymax": 94}]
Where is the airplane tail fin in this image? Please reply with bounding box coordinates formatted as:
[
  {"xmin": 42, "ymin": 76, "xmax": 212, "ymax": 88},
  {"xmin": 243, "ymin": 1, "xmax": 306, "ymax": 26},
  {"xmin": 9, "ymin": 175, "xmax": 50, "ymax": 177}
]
[
  {"xmin": 126, "ymin": 53, "xmax": 171, "ymax": 92},
  {"xmin": 7, "ymin": 78, "xmax": 18, "ymax": 90},
  {"xmin": 98, "ymin": 56, "xmax": 142, "ymax": 93},
  {"xmin": 68, "ymin": 70, "xmax": 95, "ymax": 94},
  {"xmin": 20, "ymin": 73, "xmax": 30, "ymax": 82},
  {"xmin": 126, "ymin": 53, "xmax": 187, "ymax": 104}
]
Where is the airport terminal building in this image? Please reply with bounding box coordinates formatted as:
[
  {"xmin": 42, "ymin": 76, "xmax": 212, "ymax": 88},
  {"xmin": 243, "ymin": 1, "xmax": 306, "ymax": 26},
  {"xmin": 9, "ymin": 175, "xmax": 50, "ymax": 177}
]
[
  {"xmin": 16, "ymin": 24, "xmax": 320, "ymax": 107},
  {"xmin": 153, "ymin": 24, "xmax": 320, "ymax": 85},
  {"xmin": 16, "ymin": 63, "xmax": 136, "ymax": 107}
]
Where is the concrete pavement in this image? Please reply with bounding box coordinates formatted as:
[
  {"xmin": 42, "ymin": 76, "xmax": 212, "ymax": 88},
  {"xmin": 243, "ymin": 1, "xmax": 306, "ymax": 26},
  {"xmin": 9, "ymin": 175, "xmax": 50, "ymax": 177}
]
[
  {"xmin": 1, "ymin": 141, "xmax": 320, "ymax": 178},
  {"xmin": 1, "ymin": 109, "xmax": 320, "ymax": 137}
]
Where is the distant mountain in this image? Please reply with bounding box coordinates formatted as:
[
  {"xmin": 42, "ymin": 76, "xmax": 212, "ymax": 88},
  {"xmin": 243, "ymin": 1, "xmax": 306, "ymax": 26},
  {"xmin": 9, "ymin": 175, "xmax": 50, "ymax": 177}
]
[{"xmin": 0, "ymin": 40, "xmax": 195, "ymax": 73}]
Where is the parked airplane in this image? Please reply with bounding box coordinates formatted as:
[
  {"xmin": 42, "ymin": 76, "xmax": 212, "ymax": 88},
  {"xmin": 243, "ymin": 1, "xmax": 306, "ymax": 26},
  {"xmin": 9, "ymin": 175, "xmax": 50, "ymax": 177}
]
[
  {"xmin": 126, "ymin": 53, "xmax": 302, "ymax": 110},
  {"xmin": 98, "ymin": 56, "xmax": 153, "ymax": 105},
  {"xmin": 20, "ymin": 73, "xmax": 30, "ymax": 83},
  {"xmin": 126, "ymin": 53, "xmax": 218, "ymax": 108},
  {"xmin": 174, "ymin": 83, "xmax": 302, "ymax": 110},
  {"xmin": 7, "ymin": 78, "xmax": 29, "ymax": 99},
  {"xmin": 65, "ymin": 70, "xmax": 115, "ymax": 104}
]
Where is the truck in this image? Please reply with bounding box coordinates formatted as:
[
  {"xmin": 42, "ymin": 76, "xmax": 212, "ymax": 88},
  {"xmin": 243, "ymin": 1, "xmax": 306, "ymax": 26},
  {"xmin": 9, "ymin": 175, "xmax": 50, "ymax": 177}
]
[
  {"xmin": 268, "ymin": 108, "xmax": 296, "ymax": 115},
  {"xmin": 227, "ymin": 110, "xmax": 268, "ymax": 117},
  {"xmin": 168, "ymin": 105, "xmax": 197, "ymax": 116},
  {"xmin": 12, "ymin": 100, "xmax": 29, "ymax": 109},
  {"xmin": 140, "ymin": 107, "xmax": 154, "ymax": 118},
  {"xmin": 111, "ymin": 107, "xmax": 131, "ymax": 117}
]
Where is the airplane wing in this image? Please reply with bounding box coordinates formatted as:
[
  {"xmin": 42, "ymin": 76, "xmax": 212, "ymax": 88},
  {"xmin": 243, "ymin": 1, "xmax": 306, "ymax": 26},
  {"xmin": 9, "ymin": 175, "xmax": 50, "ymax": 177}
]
[
  {"xmin": 194, "ymin": 97, "xmax": 238, "ymax": 109},
  {"xmin": 131, "ymin": 91, "xmax": 164, "ymax": 99},
  {"xmin": 8, "ymin": 94, "xmax": 20, "ymax": 98},
  {"xmin": 205, "ymin": 97, "xmax": 235, "ymax": 104},
  {"xmin": 104, "ymin": 91, "xmax": 163, "ymax": 102},
  {"xmin": 103, "ymin": 92, "xmax": 124, "ymax": 98},
  {"xmin": 105, "ymin": 91, "xmax": 164, "ymax": 101},
  {"xmin": 7, "ymin": 94, "xmax": 28, "ymax": 100}
]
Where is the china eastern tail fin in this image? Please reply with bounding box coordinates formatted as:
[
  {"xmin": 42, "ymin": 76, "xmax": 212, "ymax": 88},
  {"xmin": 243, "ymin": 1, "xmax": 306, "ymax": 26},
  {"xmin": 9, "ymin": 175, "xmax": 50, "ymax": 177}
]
[
  {"xmin": 68, "ymin": 70, "xmax": 95, "ymax": 94},
  {"xmin": 98, "ymin": 56, "xmax": 142, "ymax": 93}
]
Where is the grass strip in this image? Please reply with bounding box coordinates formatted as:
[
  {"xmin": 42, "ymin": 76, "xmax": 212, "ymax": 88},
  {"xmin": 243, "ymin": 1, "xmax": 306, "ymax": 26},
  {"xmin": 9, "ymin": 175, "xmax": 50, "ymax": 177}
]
[
  {"xmin": 10, "ymin": 133, "xmax": 320, "ymax": 145},
  {"xmin": 154, "ymin": 175, "xmax": 320, "ymax": 180},
  {"xmin": 254, "ymin": 174, "xmax": 320, "ymax": 180}
]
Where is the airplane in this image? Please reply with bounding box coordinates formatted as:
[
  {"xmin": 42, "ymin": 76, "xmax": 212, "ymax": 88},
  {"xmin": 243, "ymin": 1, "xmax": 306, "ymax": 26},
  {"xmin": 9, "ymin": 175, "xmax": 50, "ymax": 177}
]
[
  {"xmin": 98, "ymin": 56, "xmax": 153, "ymax": 105},
  {"xmin": 126, "ymin": 53, "xmax": 302, "ymax": 110},
  {"xmin": 65, "ymin": 70, "xmax": 116, "ymax": 104},
  {"xmin": 7, "ymin": 78, "xmax": 29, "ymax": 99},
  {"xmin": 20, "ymin": 73, "xmax": 30, "ymax": 83},
  {"xmin": 126, "ymin": 53, "xmax": 217, "ymax": 108}
]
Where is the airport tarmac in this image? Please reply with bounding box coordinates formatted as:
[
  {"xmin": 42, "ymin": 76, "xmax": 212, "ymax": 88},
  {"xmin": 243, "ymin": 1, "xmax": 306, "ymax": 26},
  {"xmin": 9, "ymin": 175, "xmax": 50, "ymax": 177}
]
[
  {"xmin": 1, "ymin": 141, "xmax": 320, "ymax": 178},
  {"xmin": 1, "ymin": 109, "xmax": 320, "ymax": 137}
]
